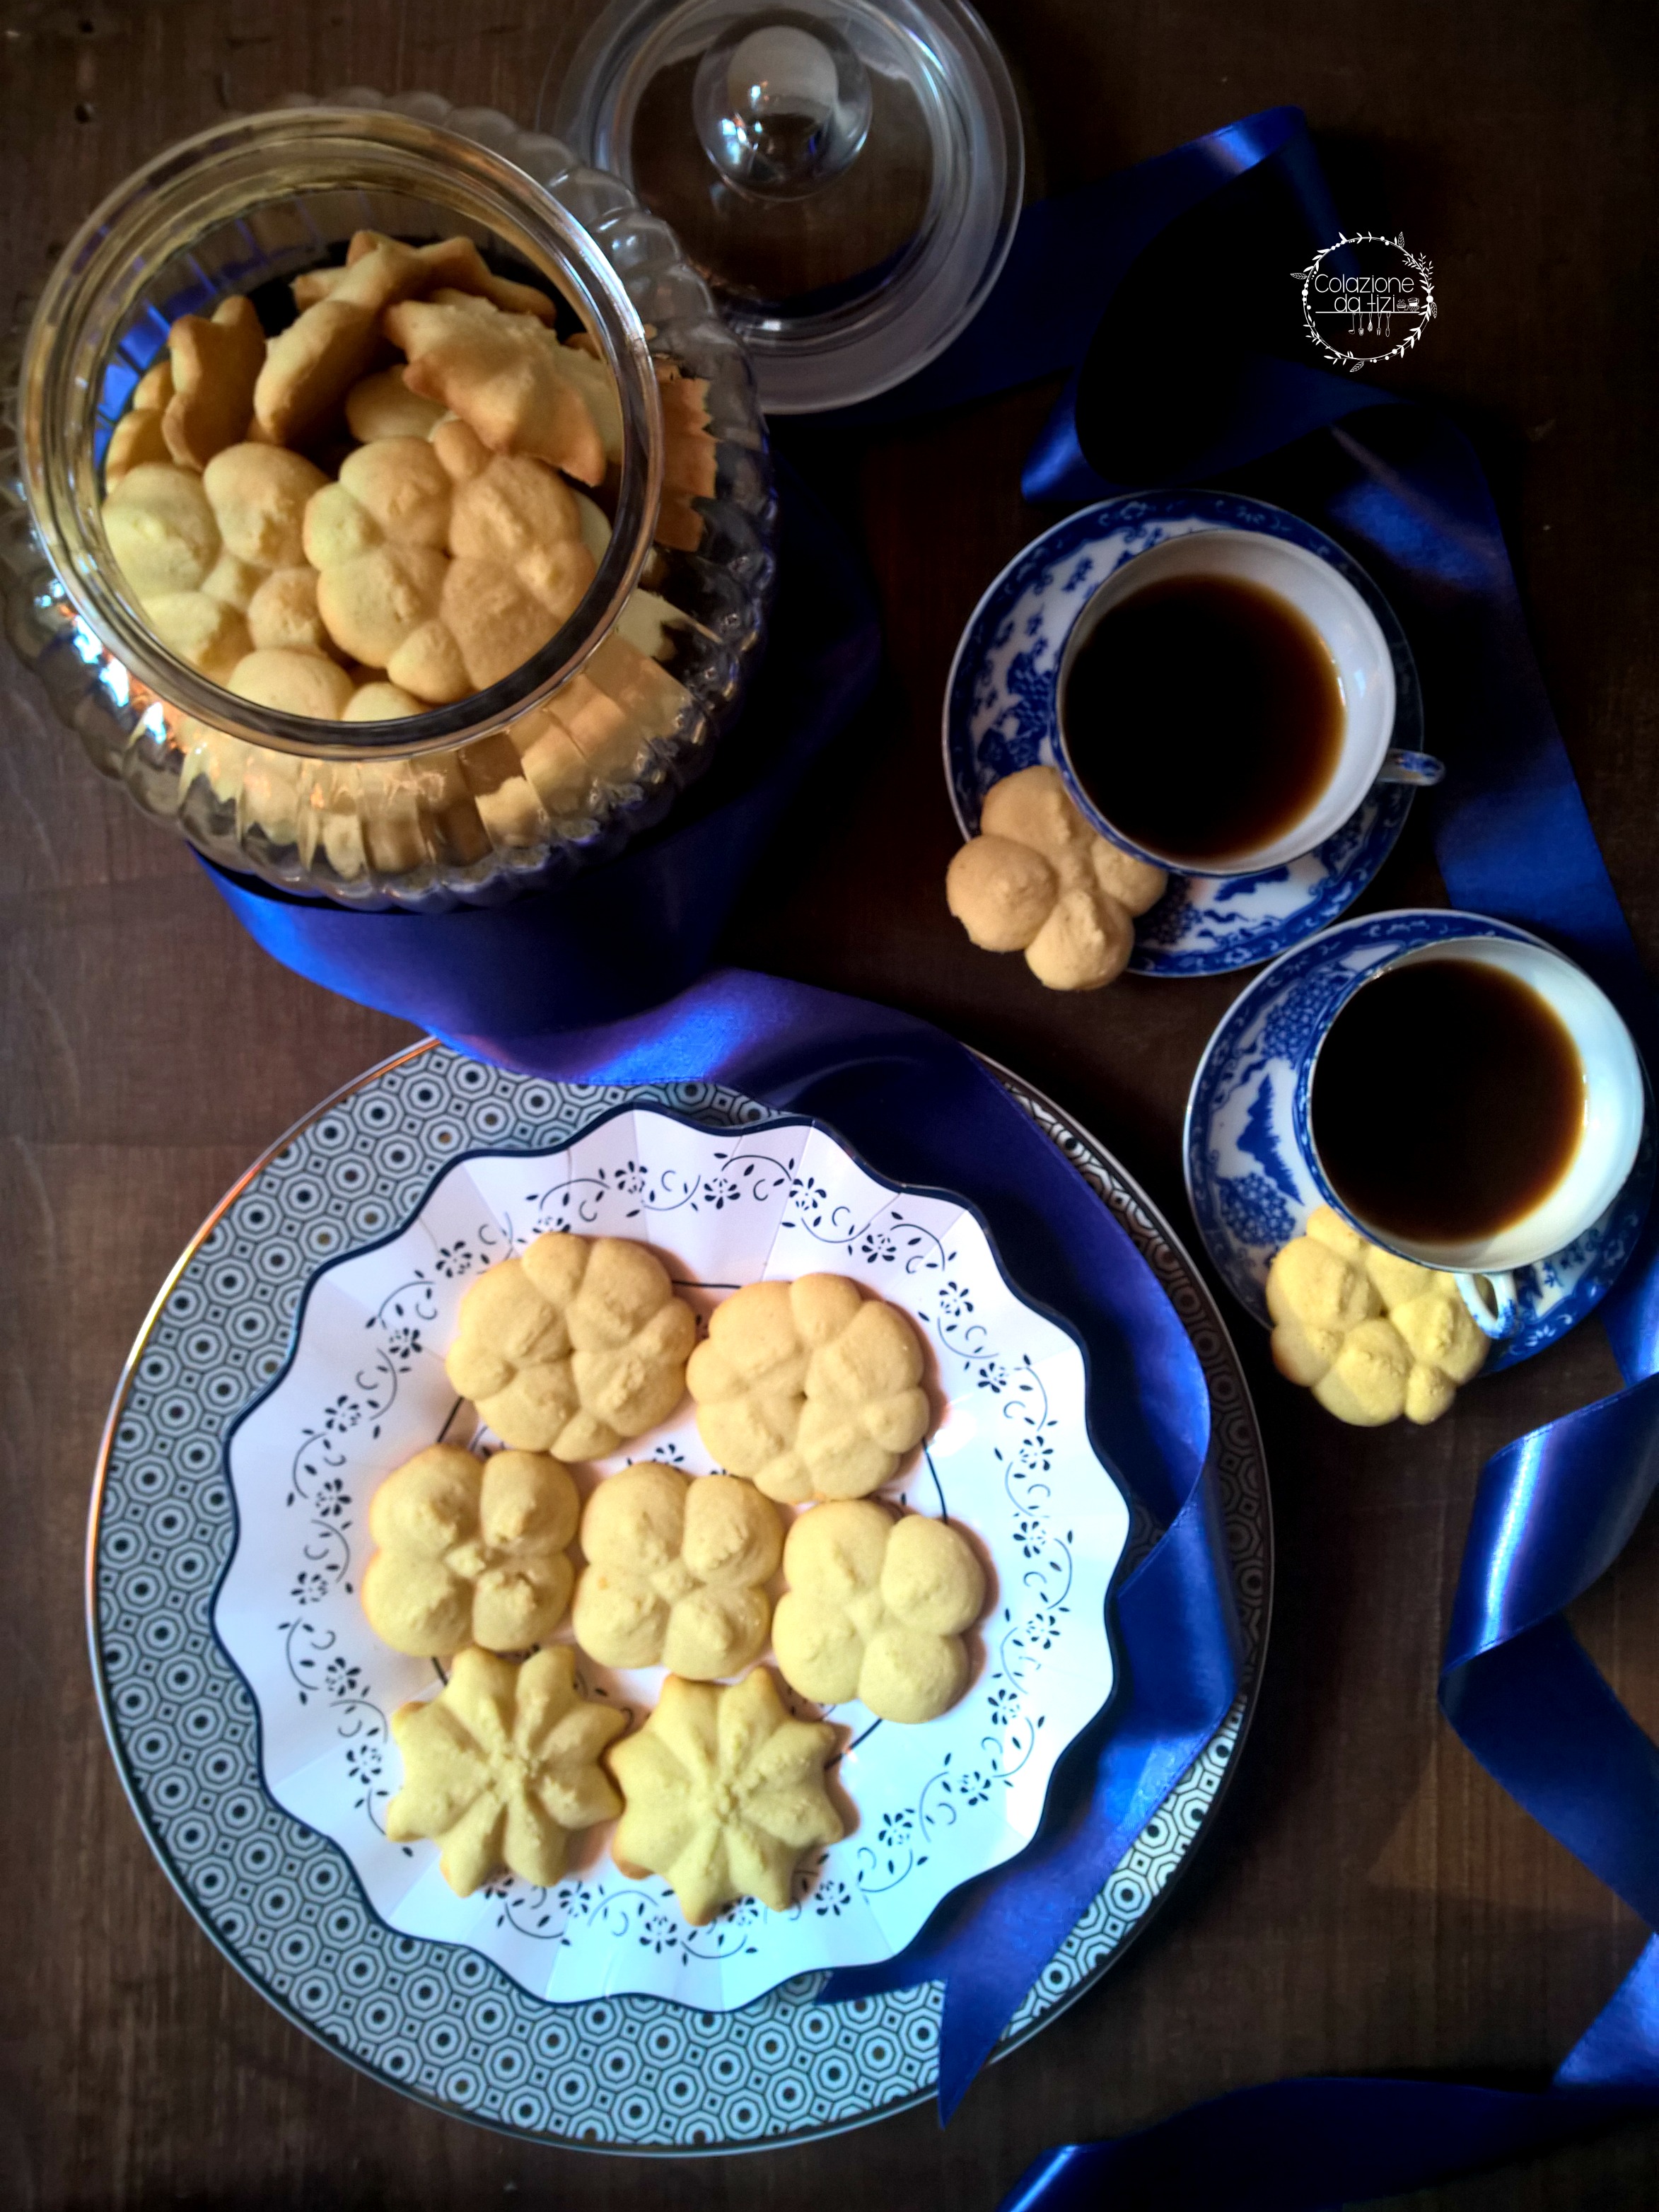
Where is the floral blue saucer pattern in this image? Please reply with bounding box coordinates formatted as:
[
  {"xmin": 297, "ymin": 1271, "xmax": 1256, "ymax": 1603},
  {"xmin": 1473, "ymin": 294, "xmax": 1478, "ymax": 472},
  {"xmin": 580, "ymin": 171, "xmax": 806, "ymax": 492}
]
[
  {"xmin": 943, "ymin": 491, "xmax": 1421, "ymax": 977},
  {"xmin": 1184, "ymin": 909, "xmax": 1656, "ymax": 1373},
  {"xmin": 91, "ymin": 1045, "xmax": 1269, "ymax": 2152}
]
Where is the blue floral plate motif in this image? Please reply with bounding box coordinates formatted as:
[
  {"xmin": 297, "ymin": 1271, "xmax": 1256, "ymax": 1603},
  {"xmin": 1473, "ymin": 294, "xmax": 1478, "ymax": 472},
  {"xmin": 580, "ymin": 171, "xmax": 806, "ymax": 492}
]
[
  {"xmin": 943, "ymin": 492, "xmax": 1422, "ymax": 977},
  {"xmin": 1184, "ymin": 908, "xmax": 1656, "ymax": 1373},
  {"xmin": 90, "ymin": 1044, "xmax": 1270, "ymax": 2152}
]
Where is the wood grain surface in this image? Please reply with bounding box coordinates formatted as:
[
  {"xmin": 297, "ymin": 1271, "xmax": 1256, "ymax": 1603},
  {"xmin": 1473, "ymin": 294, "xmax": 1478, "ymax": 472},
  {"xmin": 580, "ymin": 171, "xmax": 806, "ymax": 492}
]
[{"xmin": 1, "ymin": 1, "xmax": 1656, "ymax": 2205}]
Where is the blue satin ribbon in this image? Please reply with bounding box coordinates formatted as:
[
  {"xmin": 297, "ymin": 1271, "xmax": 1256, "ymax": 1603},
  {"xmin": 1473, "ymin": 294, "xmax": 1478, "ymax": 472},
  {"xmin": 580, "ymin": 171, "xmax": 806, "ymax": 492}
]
[
  {"xmin": 817, "ymin": 1462, "xmax": 1236, "ymax": 2109},
  {"xmin": 466, "ymin": 963, "xmax": 1242, "ymax": 2117},
  {"xmin": 1003, "ymin": 1373, "xmax": 1659, "ymax": 2208},
  {"xmin": 964, "ymin": 110, "xmax": 1659, "ymax": 2207}
]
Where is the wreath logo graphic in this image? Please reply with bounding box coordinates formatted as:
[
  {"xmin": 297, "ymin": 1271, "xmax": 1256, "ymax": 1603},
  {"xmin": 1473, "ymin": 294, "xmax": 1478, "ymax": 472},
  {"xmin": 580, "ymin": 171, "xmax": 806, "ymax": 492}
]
[{"xmin": 1293, "ymin": 232, "xmax": 1436, "ymax": 373}]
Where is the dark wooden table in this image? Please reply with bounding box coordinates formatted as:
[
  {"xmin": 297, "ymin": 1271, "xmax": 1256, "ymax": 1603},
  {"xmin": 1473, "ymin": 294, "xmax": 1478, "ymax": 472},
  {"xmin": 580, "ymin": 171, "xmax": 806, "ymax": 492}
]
[{"xmin": 4, "ymin": 1, "xmax": 1657, "ymax": 2204}]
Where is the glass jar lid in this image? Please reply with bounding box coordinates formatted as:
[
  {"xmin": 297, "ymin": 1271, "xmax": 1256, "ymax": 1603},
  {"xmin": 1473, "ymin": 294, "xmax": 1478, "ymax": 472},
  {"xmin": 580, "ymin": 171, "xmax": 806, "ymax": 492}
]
[{"xmin": 552, "ymin": 0, "xmax": 1023, "ymax": 414}]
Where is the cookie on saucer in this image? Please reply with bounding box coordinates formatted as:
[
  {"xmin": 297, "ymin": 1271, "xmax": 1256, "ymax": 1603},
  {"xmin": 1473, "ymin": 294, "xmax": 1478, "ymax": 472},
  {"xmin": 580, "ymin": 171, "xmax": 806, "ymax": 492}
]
[
  {"xmin": 946, "ymin": 764, "xmax": 1166, "ymax": 990},
  {"xmin": 1268, "ymin": 1205, "xmax": 1488, "ymax": 1425}
]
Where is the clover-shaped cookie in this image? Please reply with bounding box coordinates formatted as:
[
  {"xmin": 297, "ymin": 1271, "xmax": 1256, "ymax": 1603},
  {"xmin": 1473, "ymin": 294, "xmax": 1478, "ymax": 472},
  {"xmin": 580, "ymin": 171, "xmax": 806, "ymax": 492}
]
[
  {"xmin": 386, "ymin": 1646, "xmax": 624, "ymax": 1894},
  {"xmin": 571, "ymin": 1464, "xmax": 783, "ymax": 1678},
  {"xmin": 361, "ymin": 1443, "xmax": 580, "ymax": 1657},
  {"xmin": 946, "ymin": 764, "xmax": 1168, "ymax": 989},
  {"xmin": 1268, "ymin": 1204, "xmax": 1489, "ymax": 1426},
  {"xmin": 687, "ymin": 1275, "xmax": 931, "ymax": 1506},
  {"xmin": 446, "ymin": 1233, "xmax": 697, "ymax": 1460},
  {"xmin": 772, "ymin": 1500, "xmax": 984, "ymax": 1723},
  {"xmin": 608, "ymin": 1669, "xmax": 842, "ymax": 1923}
]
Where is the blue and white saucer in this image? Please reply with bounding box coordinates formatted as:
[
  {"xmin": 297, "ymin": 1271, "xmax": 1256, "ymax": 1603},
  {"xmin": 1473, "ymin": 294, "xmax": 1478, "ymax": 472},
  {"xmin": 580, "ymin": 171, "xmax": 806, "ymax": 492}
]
[
  {"xmin": 943, "ymin": 491, "xmax": 1423, "ymax": 978},
  {"xmin": 1184, "ymin": 907, "xmax": 1656, "ymax": 1373}
]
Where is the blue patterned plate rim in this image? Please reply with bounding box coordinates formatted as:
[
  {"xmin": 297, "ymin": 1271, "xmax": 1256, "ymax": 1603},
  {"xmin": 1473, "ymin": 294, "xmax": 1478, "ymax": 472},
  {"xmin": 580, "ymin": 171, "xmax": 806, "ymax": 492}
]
[
  {"xmin": 1182, "ymin": 906, "xmax": 1657, "ymax": 1377},
  {"xmin": 941, "ymin": 490, "xmax": 1424, "ymax": 979},
  {"xmin": 211, "ymin": 1096, "xmax": 1132, "ymax": 2012},
  {"xmin": 87, "ymin": 1043, "xmax": 1270, "ymax": 2153}
]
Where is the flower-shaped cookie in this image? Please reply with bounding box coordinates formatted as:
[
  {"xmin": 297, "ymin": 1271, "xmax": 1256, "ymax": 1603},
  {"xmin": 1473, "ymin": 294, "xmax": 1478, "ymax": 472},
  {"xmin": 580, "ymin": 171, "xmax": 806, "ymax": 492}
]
[
  {"xmin": 608, "ymin": 1669, "xmax": 843, "ymax": 1923},
  {"xmin": 1268, "ymin": 1205, "xmax": 1489, "ymax": 1426},
  {"xmin": 772, "ymin": 1500, "xmax": 984, "ymax": 1723},
  {"xmin": 102, "ymin": 445, "xmax": 330, "ymax": 683},
  {"xmin": 946, "ymin": 764, "xmax": 1168, "ymax": 989},
  {"xmin": 446, "ymin": 1233, "xmax": 697, "ymax": 1460},
  {"xmin": 386, "ymin": 1645, "xmax": 624, "ymax": 1894},
  {"xmin": 571, "ymin": 1464, "xmax": 783, "ymax": 1678},
  {"xmin": 361, "ymin": 1443, "xmax": 580, "ymax": 1657},
  {"xmin": 300, "ymin": 425, "xmax": 597, "ymax": 701},
  {"xmin": 687, "ymin": 1275, "xmax": 931, "ymax": 1506}
]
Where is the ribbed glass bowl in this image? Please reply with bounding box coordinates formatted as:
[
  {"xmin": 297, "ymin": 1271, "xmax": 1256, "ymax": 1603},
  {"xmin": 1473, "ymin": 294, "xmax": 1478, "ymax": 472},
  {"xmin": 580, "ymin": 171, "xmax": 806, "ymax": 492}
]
[{"xmin": 0, "ymin": 88, "xmax": 775, "ymax": 911}]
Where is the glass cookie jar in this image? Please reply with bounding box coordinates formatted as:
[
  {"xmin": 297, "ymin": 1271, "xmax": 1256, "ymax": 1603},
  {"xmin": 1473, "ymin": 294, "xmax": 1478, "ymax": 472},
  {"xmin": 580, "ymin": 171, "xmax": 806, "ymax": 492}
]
[{"xmin": 0, "ymin": 91, "xmax": 774, "ymax": 910}]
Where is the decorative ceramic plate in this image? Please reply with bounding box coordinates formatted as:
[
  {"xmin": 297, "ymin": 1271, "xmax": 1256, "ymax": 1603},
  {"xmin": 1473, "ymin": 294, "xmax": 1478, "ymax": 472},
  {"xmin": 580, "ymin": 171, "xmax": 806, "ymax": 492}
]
[
  {"xmin": 91, "ymin": 1045, "xmax": 1269, "ymax": 2150},
  {"xmin": 943, "ymin": 491, "xmax": 1421, "ymax": 977},
  {"xmin": 1184, "ymin": 907, "xmax": 1657, "ymax": 1373},
  {"xmin": 214, "ymin": 1104, "xmax": 1130, "ymax": 2011}
]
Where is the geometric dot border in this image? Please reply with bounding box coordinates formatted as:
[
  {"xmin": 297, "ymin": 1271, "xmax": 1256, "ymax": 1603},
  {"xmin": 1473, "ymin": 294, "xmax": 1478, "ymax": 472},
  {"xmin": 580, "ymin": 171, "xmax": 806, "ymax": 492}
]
[{"xmin": 91, "ymin": 1042, "xmax": 1270, "ymax": 2154}]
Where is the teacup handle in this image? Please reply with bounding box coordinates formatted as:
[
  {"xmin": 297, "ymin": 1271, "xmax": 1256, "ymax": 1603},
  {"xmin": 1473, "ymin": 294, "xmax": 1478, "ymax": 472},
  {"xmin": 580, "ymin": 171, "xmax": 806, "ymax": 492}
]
[
  {"xmin": 1378, "ymin": 748, "xmax": 1445, "ymax": 787},
  {"xmin": 1455, "ymin": 1269, "xmax": 1519, "ymax": 1339}
]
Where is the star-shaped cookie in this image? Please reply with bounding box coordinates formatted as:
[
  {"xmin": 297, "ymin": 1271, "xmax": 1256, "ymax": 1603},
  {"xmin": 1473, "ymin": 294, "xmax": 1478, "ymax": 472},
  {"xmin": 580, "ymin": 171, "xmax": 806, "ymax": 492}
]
[
  {"xmin": 386, "ymin": 1645, "xmax": 624, "ymax": 1894},
  {"xmin": 608, "ymin": 1670, "xmax": 842, "ymax": 1923}
]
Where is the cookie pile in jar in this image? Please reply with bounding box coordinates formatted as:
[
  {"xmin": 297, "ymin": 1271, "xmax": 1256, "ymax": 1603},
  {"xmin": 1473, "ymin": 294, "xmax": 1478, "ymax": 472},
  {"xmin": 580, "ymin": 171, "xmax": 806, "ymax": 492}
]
[{"xmin": 99, "ymin": 228, "xmax": 716, "ymax": 879}]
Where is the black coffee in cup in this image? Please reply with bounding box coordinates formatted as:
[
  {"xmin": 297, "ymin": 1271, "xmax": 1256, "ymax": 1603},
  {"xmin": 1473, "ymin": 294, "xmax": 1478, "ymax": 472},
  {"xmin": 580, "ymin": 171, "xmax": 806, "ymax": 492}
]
[
  {"xmin": 1061, "ymin": 574, "xmax": 1344, "ymax": 866},
  {"xmin": 1311, "ymin": 956, "xmax": 1586, "ymax": 1245}
]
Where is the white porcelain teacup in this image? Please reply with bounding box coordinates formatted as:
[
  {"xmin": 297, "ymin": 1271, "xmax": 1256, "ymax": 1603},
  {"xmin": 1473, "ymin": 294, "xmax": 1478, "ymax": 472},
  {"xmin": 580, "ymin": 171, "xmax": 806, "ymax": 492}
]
[
  {"xmin": 1054, "ymin": 528, "xmax": 1442, "ymax": 878},
  {"xmin": 1293, "ymin": 933, "xmax": 1646, "ymax": 1337}
]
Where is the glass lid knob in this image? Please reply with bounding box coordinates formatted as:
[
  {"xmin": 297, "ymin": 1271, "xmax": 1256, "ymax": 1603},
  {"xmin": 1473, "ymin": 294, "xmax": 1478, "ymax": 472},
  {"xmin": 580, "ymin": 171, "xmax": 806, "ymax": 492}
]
[
  {"xmin": 692, "ymin": 17, "xmax": 872, "ymax": 196},
  {"xmin": 554, "ymin": 0, "xmax": 1025, "ymax": 413}
]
